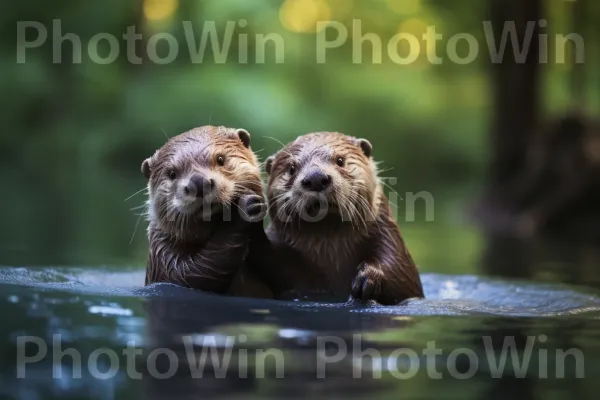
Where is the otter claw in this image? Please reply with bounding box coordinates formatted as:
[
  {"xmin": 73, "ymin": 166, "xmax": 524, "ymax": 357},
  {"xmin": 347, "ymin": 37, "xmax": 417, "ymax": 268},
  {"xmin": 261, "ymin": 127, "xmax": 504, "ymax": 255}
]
[
  {"xmin": 351, "ymin": 264, "xmax": 383, "ymax": 302},
  {"xmin": 240, "ymin": 194, "xmax": 266, "ymax": 221}
]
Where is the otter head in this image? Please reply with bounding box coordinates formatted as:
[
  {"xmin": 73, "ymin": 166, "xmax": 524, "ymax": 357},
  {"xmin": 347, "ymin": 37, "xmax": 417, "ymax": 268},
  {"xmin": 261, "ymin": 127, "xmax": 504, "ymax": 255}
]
[
  {"xmin": 142, "ymin": 126, "xmax": 261, "ymax": 241},
  {"xmin": 265, "ymin": 132, "xmax": 379, "ymax": 229}
]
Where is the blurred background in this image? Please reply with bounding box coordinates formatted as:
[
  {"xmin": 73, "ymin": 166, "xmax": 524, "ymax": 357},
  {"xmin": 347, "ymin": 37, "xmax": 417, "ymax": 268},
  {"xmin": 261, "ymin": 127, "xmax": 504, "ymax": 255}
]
[{"xmin": 1, "ymin": 0, "xmax": 599, "ymax": 283}]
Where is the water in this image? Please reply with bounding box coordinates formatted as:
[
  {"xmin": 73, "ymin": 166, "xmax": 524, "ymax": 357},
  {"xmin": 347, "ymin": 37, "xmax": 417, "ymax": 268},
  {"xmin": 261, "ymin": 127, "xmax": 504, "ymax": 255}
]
[{"xmin": 1, "ymin": 264, "xmax": 600, "ymax": 400}]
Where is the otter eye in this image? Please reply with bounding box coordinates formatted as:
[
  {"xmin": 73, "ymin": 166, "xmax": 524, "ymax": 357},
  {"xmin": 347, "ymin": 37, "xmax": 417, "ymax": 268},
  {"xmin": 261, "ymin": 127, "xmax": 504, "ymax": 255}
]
[
  {"xmin": 217, "ymin": 155, "xmax": 225, "ymax": 166},
  {"xmin": 336, "ymin": 157, "xmax": 345, "ymax": 167},
  {"xmin": 167, "ymin": 169, "xmax": 177, "ymax": 180},
  {"xmin": 289, "ymin": 164, "xmax": 296, "ymax": 175}
]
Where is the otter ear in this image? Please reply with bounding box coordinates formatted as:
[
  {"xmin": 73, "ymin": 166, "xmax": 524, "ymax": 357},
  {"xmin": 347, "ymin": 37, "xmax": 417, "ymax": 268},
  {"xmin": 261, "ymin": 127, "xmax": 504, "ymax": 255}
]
[
  {"xmin": 141, "ymin": 157, "xmax": 152, "ymax": 180},
  {"xmin": 357, "ymin": 139, "xmax": 373, "ymax": 158},
  {"xmin": 236, "ymin": 129, "xmax": 251, "ymax": 148},
  {"xmin": 265, "ymin": 155, "xmax": 275, "ymax": 175}
]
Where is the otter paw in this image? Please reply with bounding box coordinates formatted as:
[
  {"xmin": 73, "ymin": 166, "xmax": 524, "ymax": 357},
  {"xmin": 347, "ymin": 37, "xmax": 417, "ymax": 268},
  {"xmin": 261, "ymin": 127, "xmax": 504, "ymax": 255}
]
[
  {"xmin": 351, "ymin": 263, "xmax": 384, "ymax": 302},
  {"xmin": 240, "ymin": 194, "xmax": 267, "ymax": 221}
]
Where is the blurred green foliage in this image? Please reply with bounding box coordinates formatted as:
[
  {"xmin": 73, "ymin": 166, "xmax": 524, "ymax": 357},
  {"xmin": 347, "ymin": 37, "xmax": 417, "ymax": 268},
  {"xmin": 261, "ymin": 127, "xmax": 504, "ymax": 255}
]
[{"xmin": 0, "ymin": 0, "xmax": 597, "ymax": 272}]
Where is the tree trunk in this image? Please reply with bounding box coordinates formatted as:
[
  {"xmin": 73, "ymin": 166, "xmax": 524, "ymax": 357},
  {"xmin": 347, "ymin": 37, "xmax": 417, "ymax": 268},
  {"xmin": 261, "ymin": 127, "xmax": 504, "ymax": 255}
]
[{"xmin": 488, "ymin": 0, "xmax": 542, "ymax": 190}]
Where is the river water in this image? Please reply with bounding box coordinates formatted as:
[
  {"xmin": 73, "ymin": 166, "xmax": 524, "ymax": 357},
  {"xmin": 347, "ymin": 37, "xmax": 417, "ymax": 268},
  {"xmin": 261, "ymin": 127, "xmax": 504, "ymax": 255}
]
[{"xmin": 1, "ymin": 261, "xmax": 600, "ymax": 399}]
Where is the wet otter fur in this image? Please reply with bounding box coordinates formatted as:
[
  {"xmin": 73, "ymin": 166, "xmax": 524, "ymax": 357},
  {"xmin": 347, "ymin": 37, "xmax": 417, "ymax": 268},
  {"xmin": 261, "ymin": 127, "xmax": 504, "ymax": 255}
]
[
  {"xmin": 249, "ymin": 132, "xmax": 424, "ymax": 304},
  {"xmin": 142, "ymin": 125, "xmax": 265, "ymax": 294}
]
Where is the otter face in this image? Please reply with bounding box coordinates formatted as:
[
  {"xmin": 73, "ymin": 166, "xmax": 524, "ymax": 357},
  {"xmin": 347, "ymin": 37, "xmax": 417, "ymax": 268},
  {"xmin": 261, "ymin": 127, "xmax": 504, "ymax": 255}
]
[
  {"xmin": 266, "ymin": 132, "xmax": 378, "ymax": 226},
  {"xmin": 142, "ymin": 126, "xmax": 261, "ymax": 237}
]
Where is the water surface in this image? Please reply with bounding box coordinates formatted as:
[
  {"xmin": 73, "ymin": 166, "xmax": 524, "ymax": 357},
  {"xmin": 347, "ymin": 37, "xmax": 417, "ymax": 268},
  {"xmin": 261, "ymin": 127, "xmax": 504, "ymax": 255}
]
[{"xmin": 1, "ymin": 264, "xmax": 600, "ymax": 399}]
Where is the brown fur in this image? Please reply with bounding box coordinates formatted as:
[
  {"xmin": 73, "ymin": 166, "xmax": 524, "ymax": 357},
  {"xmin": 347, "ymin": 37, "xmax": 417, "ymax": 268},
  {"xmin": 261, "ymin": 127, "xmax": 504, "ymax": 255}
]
[
  {"xmin": 142, "ymin": 125, "xmax": 266, "ymax": 294},
  {"xmin": 248, "ymin": 132, "xmax": 424, "ymax": 304}
]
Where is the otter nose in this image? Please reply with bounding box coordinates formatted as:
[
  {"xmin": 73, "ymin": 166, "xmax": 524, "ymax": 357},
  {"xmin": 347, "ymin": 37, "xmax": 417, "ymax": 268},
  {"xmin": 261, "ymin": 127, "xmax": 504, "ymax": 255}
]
[
  {"xmin": 301, "ymin": 170, "xmax": 332, "ymax": 192},
  {"xmin": 185, "ymin": 175, "xmax": 214, "ymax": 198}
]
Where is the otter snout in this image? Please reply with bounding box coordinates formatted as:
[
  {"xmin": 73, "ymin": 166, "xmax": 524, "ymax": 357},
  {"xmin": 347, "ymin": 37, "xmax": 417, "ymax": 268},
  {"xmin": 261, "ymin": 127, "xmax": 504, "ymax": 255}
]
[
  {"xmin": 184, "ymin": 174, "xmax": 215, "ymax": 198},
  {"xmin": 301, "ymin": 170, "xmax": 332, "ymax": 192}
]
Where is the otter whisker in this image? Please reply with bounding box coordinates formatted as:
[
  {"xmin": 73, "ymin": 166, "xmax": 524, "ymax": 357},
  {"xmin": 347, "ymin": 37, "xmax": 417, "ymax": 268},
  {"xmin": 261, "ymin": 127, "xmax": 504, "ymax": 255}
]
[
  {"xmin": 125, "ymin": 187, "xmax": 148, "ymax": 202},
  {"xmin": 129, "ymin": 212, "xmax": 145, "ymax": 245},
  {"xmin": 377, "ymin": 166, "xmax": 394, "ymax": 175},
  {"xmin": 274, "ymin": 198, "xmax": 290, "ymax": 225},
  {"xmin": 379, "ymin": 180, "xmax": 397, "ymax": 196},
  {"xmin": 262, "ymin": 136, "xmax": 287, "ymax": 149},
  {"xmin": 354, "ymin": 194, "xmax": 382, "ymax": 235},
  {"xmin": 130, "ymin": 203, "xmax": 147, "ymax": 211},
  {"xmin": 281, "ymin": 196, "xmax": 299, "ymax": 229},
  {"xmin": 346, "ymin": 196, "xmax": 366, "ymax": 232},
  {"xmin": 265, "ymin": 193, "xmax": 288, "ymax": 217},
  {"xmin": 332, "ymin": 187, "xmax": 354, "ymax": 228},
  {"xmin": 349, "ymin": 199, "xmax": 366, "ymax": 232},
  {"xmin": 338, "ymin": 194, "xmax": 357, "ymax": 231},
  {"xmin": 269, "ymin": 192, "xmax": 290, "ymax": 215},
  {"xmin": 346, "ymin": 190, "xmax": 372, "ymax": 233},
  {"xmin": 269, "ymin": 192, "xmax": 289, "ymax": 207}
]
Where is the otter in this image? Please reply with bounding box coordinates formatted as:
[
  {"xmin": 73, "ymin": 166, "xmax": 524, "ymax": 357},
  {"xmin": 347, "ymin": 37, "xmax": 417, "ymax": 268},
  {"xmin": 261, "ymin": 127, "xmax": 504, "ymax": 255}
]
[
  {"xmin": 142, "ymin": 125, "xmax": 265, "ymax": 294},
  {"xmin": 248, "ymin": 132, "xmax": 424, "ymax": 305}
]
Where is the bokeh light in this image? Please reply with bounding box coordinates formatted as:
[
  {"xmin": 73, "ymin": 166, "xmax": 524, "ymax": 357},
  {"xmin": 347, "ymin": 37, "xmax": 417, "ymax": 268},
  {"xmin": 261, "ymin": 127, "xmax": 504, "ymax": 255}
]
[
  {"xmin": 328, "ymin": 0, "xmax": 354, "ymax": 18},
  {"xmin": 386, "ymin": 0, "xmax": 421, "ymax": 15},
  {"xmin": 398, "ymin": 18, "xmax": 429, "ymax": 64},
  {"xmin": 143, "ymin": 0, "xmax": 179, "ymax": 22},
  {"xmin": 399, "ymin": 18, "xmax": 428, "ymax": 37},
  {"xmin": 280, "ymin": 0, "xmax": 332, "ymax": 33}
]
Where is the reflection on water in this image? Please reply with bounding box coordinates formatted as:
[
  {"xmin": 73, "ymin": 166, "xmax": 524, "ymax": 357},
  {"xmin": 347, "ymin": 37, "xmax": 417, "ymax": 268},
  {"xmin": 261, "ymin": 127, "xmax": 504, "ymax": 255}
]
[
  {"xmin": 482, "ymin": 235, "xmax": 600, "ymax": 290},
  {"xmin": 1, "ymin": 252, "xmax": 600, "ymax": 399}
]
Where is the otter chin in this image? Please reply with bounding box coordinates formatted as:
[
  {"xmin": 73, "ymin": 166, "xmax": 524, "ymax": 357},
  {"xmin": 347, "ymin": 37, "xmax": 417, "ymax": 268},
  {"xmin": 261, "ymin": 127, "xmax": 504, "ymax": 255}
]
[
  {"xmin": 142, "ymin": 125, "xmax": 265, "ymax": 293},
  {"xmin": 249, "ymin": 131, "xmax": 424, "ymax": 305}
]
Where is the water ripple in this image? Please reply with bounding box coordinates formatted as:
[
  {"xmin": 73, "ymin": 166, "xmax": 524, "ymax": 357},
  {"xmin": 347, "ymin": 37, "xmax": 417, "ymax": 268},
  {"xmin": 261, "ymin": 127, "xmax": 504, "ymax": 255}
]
[{"xmin": 1, "ymin": 266, "xmax": 600, "ymax": 317}]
